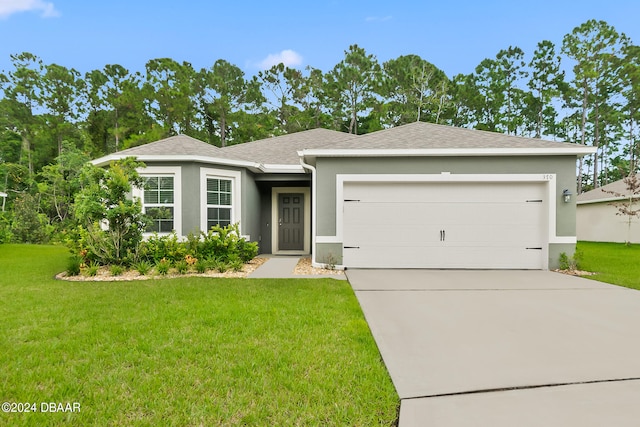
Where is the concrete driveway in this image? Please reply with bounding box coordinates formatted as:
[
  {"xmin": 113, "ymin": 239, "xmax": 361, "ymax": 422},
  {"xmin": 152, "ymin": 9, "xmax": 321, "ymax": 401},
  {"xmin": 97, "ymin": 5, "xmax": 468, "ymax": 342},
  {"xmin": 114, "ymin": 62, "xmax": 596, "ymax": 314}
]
[{"xmin": 346, "ymin": 270, "xmax": 640, "ymax": 426}]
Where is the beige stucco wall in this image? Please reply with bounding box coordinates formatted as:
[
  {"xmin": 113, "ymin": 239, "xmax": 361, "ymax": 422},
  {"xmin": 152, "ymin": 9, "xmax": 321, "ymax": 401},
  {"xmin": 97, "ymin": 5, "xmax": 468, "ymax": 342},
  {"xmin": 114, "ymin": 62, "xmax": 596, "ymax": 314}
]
[{"xmin": 577, "ymin": 202, "xmax": 640, "ymax": 244}]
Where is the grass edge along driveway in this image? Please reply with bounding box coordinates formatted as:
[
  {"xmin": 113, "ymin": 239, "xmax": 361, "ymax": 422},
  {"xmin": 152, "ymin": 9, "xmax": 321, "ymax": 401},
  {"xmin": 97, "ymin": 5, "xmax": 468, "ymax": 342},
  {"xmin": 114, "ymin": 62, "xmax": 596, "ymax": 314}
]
[
  {"xmin": 577, "ymin": 241, "xmax": 640, "ymax": 290},
  {"xmin": 0, "ymin": 244, "xmax": 399, "ymax": 426}
]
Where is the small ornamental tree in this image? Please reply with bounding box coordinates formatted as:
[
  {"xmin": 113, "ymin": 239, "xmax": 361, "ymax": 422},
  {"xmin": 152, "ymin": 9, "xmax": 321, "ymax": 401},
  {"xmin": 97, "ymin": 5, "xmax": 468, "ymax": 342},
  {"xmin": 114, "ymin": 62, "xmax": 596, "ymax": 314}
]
[
  {"xmin": 73, "ymin": 157, "xmax": 147, "ymax": 265},
  {"xmin": 10, "ymin": 193, "xmax": 49, "ymax": 243},
  {"xmin": 606, "ymin": 173, "xmax": 640, "ymax": 245}
]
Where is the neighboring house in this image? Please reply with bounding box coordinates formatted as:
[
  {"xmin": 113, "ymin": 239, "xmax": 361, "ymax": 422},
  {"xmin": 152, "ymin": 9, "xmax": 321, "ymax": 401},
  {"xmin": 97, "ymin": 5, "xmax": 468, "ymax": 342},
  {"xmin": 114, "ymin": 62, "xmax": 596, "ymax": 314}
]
[
  {"xmin": 577, "ymin": 179, "xmax": 640, "ymax": 244},
  {"xmin": 92, "ymin": 122, "xmax": 594, "ymax": 270}
]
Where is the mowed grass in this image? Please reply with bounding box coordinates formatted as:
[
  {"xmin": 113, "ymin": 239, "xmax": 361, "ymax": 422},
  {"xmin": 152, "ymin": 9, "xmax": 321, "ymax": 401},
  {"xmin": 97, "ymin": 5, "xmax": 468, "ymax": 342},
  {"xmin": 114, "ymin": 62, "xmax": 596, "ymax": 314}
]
[
  {"xmin": 0, "ymin": 245, "xmax": 398, "ymax": 426},
  {"xmin": 578, "ymin": 241, "xmax": 640, "ymax": 289}
]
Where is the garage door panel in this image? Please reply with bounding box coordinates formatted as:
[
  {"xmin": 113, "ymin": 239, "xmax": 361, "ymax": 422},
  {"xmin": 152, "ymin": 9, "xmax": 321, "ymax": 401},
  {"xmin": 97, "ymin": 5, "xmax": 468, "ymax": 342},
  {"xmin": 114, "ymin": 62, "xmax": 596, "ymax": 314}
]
[
  {"xmin": 344, "ymin": 246, "xmax": 543, "ymax": 269},
  {"xmin": 344, "ymin": 202, "xmax": 439, "ymax": 225},
  {"xmin": 344, "ymin": 225, "xmax": 542, "ymax": 246},
  {"xmin": 345, "ymin": 182, "xmax": 545, "ymax": 203},
  {"xmin": 342, "ymin": 180, "xmax": 547, "ymax": 269},
  {"xmin": 443, "ymin": 225, "xmax": 542, "ymax": 245},
  {"xmin": 345, "ymin": 201, "xmax": 543, "ymax": 226}
]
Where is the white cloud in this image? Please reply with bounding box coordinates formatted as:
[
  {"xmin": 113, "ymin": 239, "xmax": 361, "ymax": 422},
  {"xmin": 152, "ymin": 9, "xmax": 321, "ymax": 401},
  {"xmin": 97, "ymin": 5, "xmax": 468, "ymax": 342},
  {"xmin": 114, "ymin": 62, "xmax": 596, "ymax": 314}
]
[
  {"xmin": 257, "ymin": 49, "xmax": 303, "ymax": 70},
  {"xmin": 0, "ymin": 0, "xmax": 60, "ymax": 19},
  {"xmin": 365, "ymin": 15, "xmax": 392, "ymax": 22}
]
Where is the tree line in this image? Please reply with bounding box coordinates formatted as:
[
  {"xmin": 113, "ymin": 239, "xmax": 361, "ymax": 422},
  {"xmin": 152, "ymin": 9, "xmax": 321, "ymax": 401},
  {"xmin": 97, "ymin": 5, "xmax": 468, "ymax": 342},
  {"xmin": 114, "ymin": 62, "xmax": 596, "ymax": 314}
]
[{"xmin": 0, "ymin": 19, "xmax": 639, "ymax": 243}]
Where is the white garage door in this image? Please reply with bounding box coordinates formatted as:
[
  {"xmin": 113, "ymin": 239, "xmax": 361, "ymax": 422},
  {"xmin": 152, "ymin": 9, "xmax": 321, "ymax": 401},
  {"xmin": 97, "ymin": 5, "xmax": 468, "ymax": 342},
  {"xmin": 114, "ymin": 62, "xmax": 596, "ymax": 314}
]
[{"xmin": 343, "ymin": 181, "xmax": 547, "ymax": 269}]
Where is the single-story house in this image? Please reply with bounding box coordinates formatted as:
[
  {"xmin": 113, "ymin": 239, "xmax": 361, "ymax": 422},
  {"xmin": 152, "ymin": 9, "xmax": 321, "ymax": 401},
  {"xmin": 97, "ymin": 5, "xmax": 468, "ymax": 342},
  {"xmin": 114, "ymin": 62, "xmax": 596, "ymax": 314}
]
[
  {"xmin": 92, "ymin": 122, "xmax": 595, "ymax": 270},
  {"xmin": 577, "ymin": 179, "xmax": 640, "ymax": 244}
]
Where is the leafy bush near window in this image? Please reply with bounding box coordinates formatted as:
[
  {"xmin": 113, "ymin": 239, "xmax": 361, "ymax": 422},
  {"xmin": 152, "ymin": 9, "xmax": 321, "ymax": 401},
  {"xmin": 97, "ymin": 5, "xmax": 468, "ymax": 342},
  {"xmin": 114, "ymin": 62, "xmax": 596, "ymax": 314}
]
[
  {"xmin": 138, "ymin": 232, "xmax": 186, "ymax": 263},
  {"xmin": 71, "ymin": 158, "xmax": 147, "ymax": 266},
  {"xmin": 196, "ymin": 223, "xmax": 258, "ymax": 263},
  {"xmin": 138, "ymin": 223, "xmax": 257, "ymax": 267}
]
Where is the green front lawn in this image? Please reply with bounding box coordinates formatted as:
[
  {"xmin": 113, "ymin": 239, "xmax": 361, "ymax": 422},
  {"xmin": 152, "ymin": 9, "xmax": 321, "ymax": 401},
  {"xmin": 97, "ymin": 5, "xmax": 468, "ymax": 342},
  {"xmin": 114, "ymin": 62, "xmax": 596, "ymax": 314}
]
[
  {"xmin": 0, "ymin": 245, "xmax": 398, "ymax": 426},
  {"xmin": 577, "ymin": 241, "xmax": 640, "ymax": 290}
]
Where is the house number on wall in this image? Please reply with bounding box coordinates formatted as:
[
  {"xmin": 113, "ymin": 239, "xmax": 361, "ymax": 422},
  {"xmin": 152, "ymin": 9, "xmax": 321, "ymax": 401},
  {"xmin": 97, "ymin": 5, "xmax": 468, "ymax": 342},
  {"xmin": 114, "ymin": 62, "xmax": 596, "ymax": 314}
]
[{"xmin": 542, "ymin": 174, "xmax": 554, "ymax": 180}]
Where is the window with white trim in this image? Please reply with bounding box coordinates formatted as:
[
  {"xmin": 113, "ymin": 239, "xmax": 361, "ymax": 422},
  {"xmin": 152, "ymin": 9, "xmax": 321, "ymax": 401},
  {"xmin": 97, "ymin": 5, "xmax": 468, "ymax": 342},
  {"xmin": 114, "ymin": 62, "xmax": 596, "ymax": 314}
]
[
  {"xmin": 206, "ymin": 177, "xmax": 232, "ymax": 229},
  {"xmin": 143, "ymin": 176, "xmax": 175, "ymax": 233},
  {"xmin": 200, "ymin": 168, "xmax": 241, "ymax": 234}
]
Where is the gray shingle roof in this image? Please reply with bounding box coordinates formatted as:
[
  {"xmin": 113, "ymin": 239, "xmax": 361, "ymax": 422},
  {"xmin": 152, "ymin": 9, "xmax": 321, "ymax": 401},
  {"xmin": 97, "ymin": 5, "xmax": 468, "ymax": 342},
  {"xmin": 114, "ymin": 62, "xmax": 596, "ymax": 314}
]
[
  {"xmin": 116, "ymin": 134, "xmax": 222, "ymax": 157},
  {"xmin": 321, "ymin": 121, "xmax": 580, "ymax": 150},
  {"xmin": 219, "ymin": 128, "xmax": 357, "ymax": 164},
  {"xmin": 94, "ymin": 122, "xmax": 592, "ymax": 169},
  {"xmin": 577, "ymin": 179, "xmax": 637, "ymax": 203}
]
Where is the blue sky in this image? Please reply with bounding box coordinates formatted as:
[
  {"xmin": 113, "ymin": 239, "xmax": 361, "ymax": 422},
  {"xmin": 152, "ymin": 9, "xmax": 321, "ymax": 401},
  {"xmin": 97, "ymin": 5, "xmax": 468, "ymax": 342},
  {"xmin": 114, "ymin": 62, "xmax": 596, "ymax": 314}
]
[{"xmin": 0, "ymin": 0, "xmax": 639, "ymax": 78}]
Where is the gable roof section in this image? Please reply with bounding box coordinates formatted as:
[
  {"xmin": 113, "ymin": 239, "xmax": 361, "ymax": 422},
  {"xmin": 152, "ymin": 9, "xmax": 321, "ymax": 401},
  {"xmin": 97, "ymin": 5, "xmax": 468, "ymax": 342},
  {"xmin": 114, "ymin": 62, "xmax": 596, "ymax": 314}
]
[
  {"xmin": 219, "ymin": 128, "xmax": 357, "ymax": 165},
  {"xmin": 577, "ymin": 179, "xmax": 638, "ymax": 204},
  {"xmin": 114, "ymin": 134, "xmax": 221, "ymax": 156},
  {"xmin": 299, "ymin": 122, "xmax": 596, "ymax": 161},
  {"xmin": 91, "ymin": 129, "xmax": 357, "ymax": 172},
  {"xmin": 91, "ymin": 134, "xmax": 261, "ymax": 170}
]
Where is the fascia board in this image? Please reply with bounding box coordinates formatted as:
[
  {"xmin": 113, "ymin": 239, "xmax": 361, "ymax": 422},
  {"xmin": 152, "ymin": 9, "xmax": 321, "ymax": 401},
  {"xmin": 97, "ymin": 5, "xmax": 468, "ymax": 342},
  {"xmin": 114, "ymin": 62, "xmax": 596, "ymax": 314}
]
[
  {"xmin": 259, "ymin": 164, "xmax": 306, "ymax": 173},
  {"xmin": 577, "ymin": 196, "xmax": 638, "ymax": 205},
  {"xmin": 299, "ymin": 147, "xmax": 598, "ymax": 158},
  {"xmin": 91, "ymin": 154, "xmax": 262, "ymax": 172}
]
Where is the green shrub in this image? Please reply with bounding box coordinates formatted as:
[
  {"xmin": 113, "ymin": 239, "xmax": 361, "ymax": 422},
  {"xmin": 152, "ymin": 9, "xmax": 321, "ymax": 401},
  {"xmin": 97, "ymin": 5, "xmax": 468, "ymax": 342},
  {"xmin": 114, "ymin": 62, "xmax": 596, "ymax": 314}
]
[
  {"xmin": 185, "ymin": 231, "xmax": 200, "ymax": 257},
  {"xmin": 175, "ymin": 260, "xmax": 189, "ymax": 274},
  {"xmin": 73, "ymin": 158, "xmax": 146, "ymax": 267},
  {"xmin": 197, "ymin": 223, "xmax": 258, "ymax": 262},
  {"xmin": 139, "ymin": 232, "xmax": 186, "ymax": 263},
  {"xmin": 110, "ymin": 265, "xmax": 124, "ymax": 276},
  {"xmin": 156, "ymin": 259, "xmax": 171, "ymax": 275},
  {"xmin": 229, "ymin": 258, "xmax": 244, "ymax": 272},
  {"xmin": 237, "ymin": 238, "xmax": 259, "ymax": 263},
  {"xmin": 0, "ymin": 212, "xmax": 13, "ymax": 244},
  {"xmin": 133, "ymin": 260, "xmax": 152, "ymax": 276},
  {"xmin": 11, "ymin": 193, "xmax": 50, "ymax": 243},
  {"xmin": 559, "ymin": 249, "xmax": 583, "ymax": 271},
  {"xmin": 213, "ymin": 259, "xmax": 229, "ymax": 273},
  {"xmin": 195, "ymin": 259, "xmax": 208, "ymax": 274},
  {"xmin": 85, "ymin": 262, "xmax": 100, "ymax": 277},
  {"xmin": 66, "ymin": 255, "xmax": 82, "ymax": 276}
]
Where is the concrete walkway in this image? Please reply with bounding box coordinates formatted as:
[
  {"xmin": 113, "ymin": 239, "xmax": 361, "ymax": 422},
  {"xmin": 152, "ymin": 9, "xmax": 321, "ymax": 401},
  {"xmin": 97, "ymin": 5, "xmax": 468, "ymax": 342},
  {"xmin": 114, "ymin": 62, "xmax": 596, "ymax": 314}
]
[
  {"xmin": 347, "ymin": 269, "xmax": 640, "ymax": 426},
  {"xmin": 248, "ymin": 257, "xmax": 301, "ymax": 278},
  {"xmin": 248, "ymin": 256, "xmax": 347, "ymax": 279}
]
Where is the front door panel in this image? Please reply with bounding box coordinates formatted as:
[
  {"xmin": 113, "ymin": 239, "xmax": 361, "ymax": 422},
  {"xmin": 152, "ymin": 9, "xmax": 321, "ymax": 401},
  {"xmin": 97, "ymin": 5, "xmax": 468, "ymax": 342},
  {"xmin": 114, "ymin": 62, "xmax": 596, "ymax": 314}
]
[{"xmin": 279, "ymin": 193, "xmax": 304, "ymax": 251}]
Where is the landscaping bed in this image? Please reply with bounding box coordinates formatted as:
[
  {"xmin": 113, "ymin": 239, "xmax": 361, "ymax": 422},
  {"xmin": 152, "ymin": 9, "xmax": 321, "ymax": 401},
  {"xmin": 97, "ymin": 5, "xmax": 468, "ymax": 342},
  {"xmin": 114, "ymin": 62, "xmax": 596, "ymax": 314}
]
[{"xmin": 57, "ymin": 257, "xmax": 268, "ymax": 281}]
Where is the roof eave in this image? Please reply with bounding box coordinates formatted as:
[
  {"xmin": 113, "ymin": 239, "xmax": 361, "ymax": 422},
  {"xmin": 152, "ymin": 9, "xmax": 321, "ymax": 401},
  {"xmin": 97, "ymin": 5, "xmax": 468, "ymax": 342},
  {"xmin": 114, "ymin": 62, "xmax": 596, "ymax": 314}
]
[
  {"xmin": 299, "ymin": 147, "xmax": 597, "ymax": 159},
  {"xmin": 91, "ymin": 154, "xmax": 307, "ymax": 174},
  {"xmin": 91, "ymin": 154, "xmax": 263, "ymax": 172},
  {"xmin": 577, "ymin": 196, "xmax": 638, "ymax": 205},
  {"xmin": 259, "ymin": 164, "xmax": 306, "ymax": 174}
]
